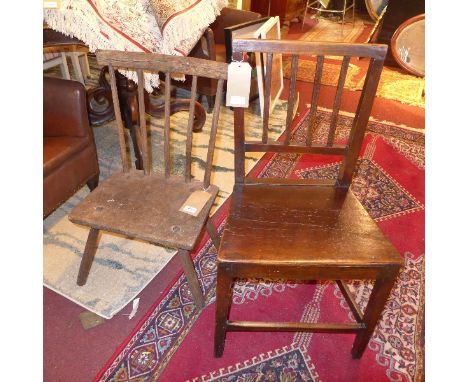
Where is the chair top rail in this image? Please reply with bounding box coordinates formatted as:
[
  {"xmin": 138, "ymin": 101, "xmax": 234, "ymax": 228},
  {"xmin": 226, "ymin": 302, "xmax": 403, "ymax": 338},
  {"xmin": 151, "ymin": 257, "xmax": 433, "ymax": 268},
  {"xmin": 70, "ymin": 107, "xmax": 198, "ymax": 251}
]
[
  {"xmin": 96, "ymin": 50, "xmax": 229, "ymax": 80},
  {"xmin": 232, "ymin": 39, "xmax": 387, "ymax": 59}
]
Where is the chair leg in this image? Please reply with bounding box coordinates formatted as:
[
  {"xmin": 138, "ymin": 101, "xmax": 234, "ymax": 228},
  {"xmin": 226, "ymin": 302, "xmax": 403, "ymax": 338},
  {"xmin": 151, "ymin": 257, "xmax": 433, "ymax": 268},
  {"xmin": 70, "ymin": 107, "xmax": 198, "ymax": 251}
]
[
  {"xmin": 301, "ymin": 3, "xmax": 308, "ymax": 30},
  {"xmin": 59, "ymin": 52, "xmax": 71, "ymax": 80},
  {"xmin": 87, "ymin": 174, "xmax": 99, "ymax": 191},
  {"xmin": 206, "ymin": 95, "xmax": 215, "ymax": 114},
  {"xmin": 178, "ymin": 249, "xmax": 205, "ymax": 309},
  {"xmin": 341, "ymin": 0, "xmax": 346, "ymax": 34},
  {"xmin": 351, "ymin": 266, "xmax": 400, "ymax": 358},
  {"xmin": 77, "ymin": 228, "xmax": 100, "ymax": 286},
  {"xmin": 205, "ymin": 217, "xmax": 220, "ymax": 251},
  {"xmin": 70, "ymin": 52, "xmax": 85, "ymax": 84},
  {"xmin": 214, "ymin": 265, "xmax": 233, "ymax": 357},
  {"xmin": 79, "ymin": 52, "xmax": 91, "ymax": 78}
]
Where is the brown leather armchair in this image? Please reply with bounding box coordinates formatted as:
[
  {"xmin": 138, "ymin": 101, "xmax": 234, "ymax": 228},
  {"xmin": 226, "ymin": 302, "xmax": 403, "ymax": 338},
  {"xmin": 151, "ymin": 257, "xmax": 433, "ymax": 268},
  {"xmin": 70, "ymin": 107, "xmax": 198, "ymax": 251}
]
[
  {"xmin": 182, "ymin": 7, "xmax": 262, "ymax": 111},
  {"xmin": 43, "ymin": 77, "xmax": 100, "ymax": 218}
]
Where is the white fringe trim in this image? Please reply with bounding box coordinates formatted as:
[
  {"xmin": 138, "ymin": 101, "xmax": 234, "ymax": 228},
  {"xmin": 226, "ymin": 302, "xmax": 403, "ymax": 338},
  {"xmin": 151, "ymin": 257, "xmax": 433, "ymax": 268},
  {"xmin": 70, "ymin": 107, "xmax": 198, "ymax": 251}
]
[
  {"xmin": 161, "ymin": 0, "xmax": 227, "ymax": 55},
  {"xmin": 44, "ymin": 0, "xmax": 226, "ymax": 91}
]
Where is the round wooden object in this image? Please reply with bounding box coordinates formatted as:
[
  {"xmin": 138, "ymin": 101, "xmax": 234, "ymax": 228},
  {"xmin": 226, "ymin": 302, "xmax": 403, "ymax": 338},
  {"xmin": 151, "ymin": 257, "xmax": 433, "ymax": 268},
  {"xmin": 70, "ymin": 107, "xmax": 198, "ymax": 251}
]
[{"xmin": 391, "ymin": 14, "xmax": 425, "ymax": 77}]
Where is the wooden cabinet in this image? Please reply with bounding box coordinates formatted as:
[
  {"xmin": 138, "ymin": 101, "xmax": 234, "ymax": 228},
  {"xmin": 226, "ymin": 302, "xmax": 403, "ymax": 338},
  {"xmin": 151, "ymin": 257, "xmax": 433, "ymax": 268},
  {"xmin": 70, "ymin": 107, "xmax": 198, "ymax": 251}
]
[
  {"xmin": 375, "ymin": 0, "xmax": 425, "ymax": 67},
  {"xmin": 250, "ymin": 0, "xmax": 306, "ymax": 23}
]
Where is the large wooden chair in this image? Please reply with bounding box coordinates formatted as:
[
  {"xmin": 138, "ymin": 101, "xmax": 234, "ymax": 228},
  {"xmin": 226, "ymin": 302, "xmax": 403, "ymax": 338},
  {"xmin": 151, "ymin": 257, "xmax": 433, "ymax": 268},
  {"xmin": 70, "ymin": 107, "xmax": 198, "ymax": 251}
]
[
  {"xmin": 69, "ymin": 51, "xmax": 228, "ymax": 309},
  {"xmin": 214, "ymin": 39, "xmax": 403, "ymax": 358}
]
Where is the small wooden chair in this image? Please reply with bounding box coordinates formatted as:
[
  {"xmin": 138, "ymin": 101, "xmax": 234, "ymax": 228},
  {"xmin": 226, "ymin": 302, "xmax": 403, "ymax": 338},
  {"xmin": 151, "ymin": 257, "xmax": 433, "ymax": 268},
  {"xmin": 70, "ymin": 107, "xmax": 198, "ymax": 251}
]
[
  {"xmin": 69, "ymin": 51, "xmax": 228, "ymax": 309},
  {"xmin": 214, "ymin": 39, "xmax": 403, "ymax": 358}
]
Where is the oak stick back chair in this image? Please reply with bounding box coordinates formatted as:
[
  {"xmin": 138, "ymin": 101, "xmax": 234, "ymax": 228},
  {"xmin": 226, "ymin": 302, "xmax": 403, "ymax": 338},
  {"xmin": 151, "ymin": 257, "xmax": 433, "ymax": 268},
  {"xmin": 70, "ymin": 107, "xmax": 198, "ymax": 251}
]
[
  {"xmin": 214, "ymin": 39, "xmax": 403, "ymax": 358},
  {"xmin": 69, "ymin": 50, "xmax": 228, "ymax": 309}
]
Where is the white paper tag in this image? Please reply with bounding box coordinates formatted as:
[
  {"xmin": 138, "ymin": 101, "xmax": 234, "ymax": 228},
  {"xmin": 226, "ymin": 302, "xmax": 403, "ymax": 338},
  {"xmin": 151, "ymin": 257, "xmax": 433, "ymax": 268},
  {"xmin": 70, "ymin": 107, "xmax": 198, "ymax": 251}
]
[
  {"xmin": 179, "ymin": 190, "xmax": 212, "ymax": 217},
  {"xmin": 43, "ymin": 0, "xmax": 61, "ymax": 8},
  {"xmin": 182, "ymin": 205, "xmax": 198, "ymax": 215},
  {"xmin": 226, "ymin": 62, "xmax": 251, "ymax": 108},
  {"xmin": 128, "ymin": 298, "xmax": 140, "ymax": 320}
]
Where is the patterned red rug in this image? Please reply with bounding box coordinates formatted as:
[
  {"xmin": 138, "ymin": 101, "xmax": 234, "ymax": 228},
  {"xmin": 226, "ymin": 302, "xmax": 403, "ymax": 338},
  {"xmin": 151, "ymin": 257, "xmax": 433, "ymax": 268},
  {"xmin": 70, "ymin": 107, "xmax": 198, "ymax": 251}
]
[{"xmin": 95, "ymin": 108, "xmax": 425, "ymax": 382}]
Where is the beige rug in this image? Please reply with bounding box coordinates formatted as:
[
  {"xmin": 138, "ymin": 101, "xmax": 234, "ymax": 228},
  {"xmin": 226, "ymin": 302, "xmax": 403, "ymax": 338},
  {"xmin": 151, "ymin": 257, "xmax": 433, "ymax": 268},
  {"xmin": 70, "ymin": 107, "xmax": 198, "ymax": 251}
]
[
  {"xmin": 43, "ymin": 61, "xmax": 288, "ymax": 319},
  {"xmin": 283, "ymin": 58, "xmax": 360, "ymax": 88},
  {"xmin": 300, "ymin": 17, "xmax": 365, "ymax": 43},
  {"xmin": 350, "ymin": 68, "xmax": 425, "ymax": 108},
  {"xmin": 283, "ymin": 58, "xmax": 425, "ymax": 108}
]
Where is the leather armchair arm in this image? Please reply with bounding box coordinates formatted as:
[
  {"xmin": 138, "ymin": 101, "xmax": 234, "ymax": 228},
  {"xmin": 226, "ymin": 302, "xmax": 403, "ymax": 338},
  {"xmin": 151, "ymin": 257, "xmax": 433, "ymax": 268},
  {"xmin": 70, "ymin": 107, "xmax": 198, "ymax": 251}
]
[{"xmin": 43, "ymin": 77, "xmax": 92, "ymax": 138}]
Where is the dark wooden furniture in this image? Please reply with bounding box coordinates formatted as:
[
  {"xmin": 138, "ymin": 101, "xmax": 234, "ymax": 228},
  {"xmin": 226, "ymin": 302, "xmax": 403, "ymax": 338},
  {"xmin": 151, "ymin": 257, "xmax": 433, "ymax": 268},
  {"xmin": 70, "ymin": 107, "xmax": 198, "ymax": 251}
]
[
  {"xmin": 250, "ymin": 0, "xmax": 306, "ymax": 24},
  {"xmin": 224, "ymin": 17, "xmax": 270, "ymax": 64},
  {"xmin": 69, "ymin": 51, "xmax": 227, "ymax": 309},
  {"xmin": 43, "ymin": 77, "xmax": 100, "ymax": 218},
  {"xmin": 180, "ymin": 7, "xmax": 261, "ymax": 111},
  {"xmin": 390, "ymin": 14, "xmax": 425, "ymax": 77},
  {"xmin": 374, "ymin": 0, "xmax": 425, "ymax": 67},
  {"xmin": 214, "ymin": 38, "xmax": 403, "ymax": 358}
]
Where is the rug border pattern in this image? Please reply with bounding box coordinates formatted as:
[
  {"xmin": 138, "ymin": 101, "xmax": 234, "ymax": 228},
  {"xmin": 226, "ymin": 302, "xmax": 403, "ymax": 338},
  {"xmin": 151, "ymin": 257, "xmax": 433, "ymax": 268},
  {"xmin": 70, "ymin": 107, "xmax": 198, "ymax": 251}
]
[{"xmin": 190, "ymin": 345, "xmax": 321, "ymax": 382}]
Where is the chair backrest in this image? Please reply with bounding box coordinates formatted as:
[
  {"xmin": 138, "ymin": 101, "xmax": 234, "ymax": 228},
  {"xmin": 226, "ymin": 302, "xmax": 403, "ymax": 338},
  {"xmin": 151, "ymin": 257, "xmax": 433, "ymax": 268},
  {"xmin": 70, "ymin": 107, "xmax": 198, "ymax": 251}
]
[
  {"xmin": 231, "ymin": 39, "xmax": 387, "ymax": 188},
  {"xmin": 95, "ymin": 50, "xmax": 228, "ymax": 189}
]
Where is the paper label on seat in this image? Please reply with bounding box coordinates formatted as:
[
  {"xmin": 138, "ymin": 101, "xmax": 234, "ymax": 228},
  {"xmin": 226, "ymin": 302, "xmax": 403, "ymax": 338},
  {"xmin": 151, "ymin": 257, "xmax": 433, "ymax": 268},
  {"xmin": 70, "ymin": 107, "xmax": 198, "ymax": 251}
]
[
  {"xmin": 226, "ymin": 62, "xmax": 251, "ymax": 108},
  {"xmin": 179, "ymin": 190, "xmax": 212, "ymax": 217}
]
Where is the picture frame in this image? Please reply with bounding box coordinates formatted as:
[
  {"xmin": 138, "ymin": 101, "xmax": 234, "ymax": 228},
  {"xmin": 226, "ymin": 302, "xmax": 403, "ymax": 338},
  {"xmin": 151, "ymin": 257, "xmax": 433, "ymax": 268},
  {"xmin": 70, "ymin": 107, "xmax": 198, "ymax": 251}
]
[
  {"xmin": 224, "ymin": 17, "xmax": 270, "ymax": 63},
  {"xmin": 253, "ymin": 16, "xmax": 284, "ymax": 118}
]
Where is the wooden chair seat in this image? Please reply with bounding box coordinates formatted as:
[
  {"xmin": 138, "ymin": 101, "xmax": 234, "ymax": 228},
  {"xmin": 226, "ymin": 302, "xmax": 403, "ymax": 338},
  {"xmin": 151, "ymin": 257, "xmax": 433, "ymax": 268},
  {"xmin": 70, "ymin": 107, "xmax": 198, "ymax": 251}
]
[
  {"xmin": 219, "ymin": 184, "xmax": 401, "ymax": 267},
  {"xmin": 69, "ymin": 170, "xmax": 218, "ymax": 250}
]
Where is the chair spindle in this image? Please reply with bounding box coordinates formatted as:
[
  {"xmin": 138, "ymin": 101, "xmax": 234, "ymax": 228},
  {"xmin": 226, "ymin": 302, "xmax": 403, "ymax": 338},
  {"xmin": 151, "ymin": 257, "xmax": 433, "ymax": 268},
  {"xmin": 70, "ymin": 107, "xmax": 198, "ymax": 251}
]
[
  {"xmin": 306, "ymin": 55, "xmax": 324, "ymax": 146},
  {"xmin": 137, "ymin": 69, "xmax": 150, "ymax": 175},
  {"xmin": 327, "ymin": 56, "xmax": 350, "ymax": 146},
  {"xmin": 234, "ymin": 107, "xmax": 246, "ymax": 184},
  {"xmin": 337, "ymin": 57, "xmax": 384, "ymax": 187},
  {"xmin": 285, "ymin": 54, "xmax": 299, "ymax": 145},
  {"xmin": 203, "ymin": 78, "xmax": 225, "ymax": 189},
  {"xmin": 164, "ymin": 72, "xmax": 171, "ymax": 178},
  {"xmin": 262, "ymin": 53, "xmax": 273, "ymax": 143},
  {"xmin": 108, "ymin": 64, "xmax": 130, "ymax": 172},
  {"xmin": 185, "ymin": 75, "xmax": 198, "ymax": 183}
]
